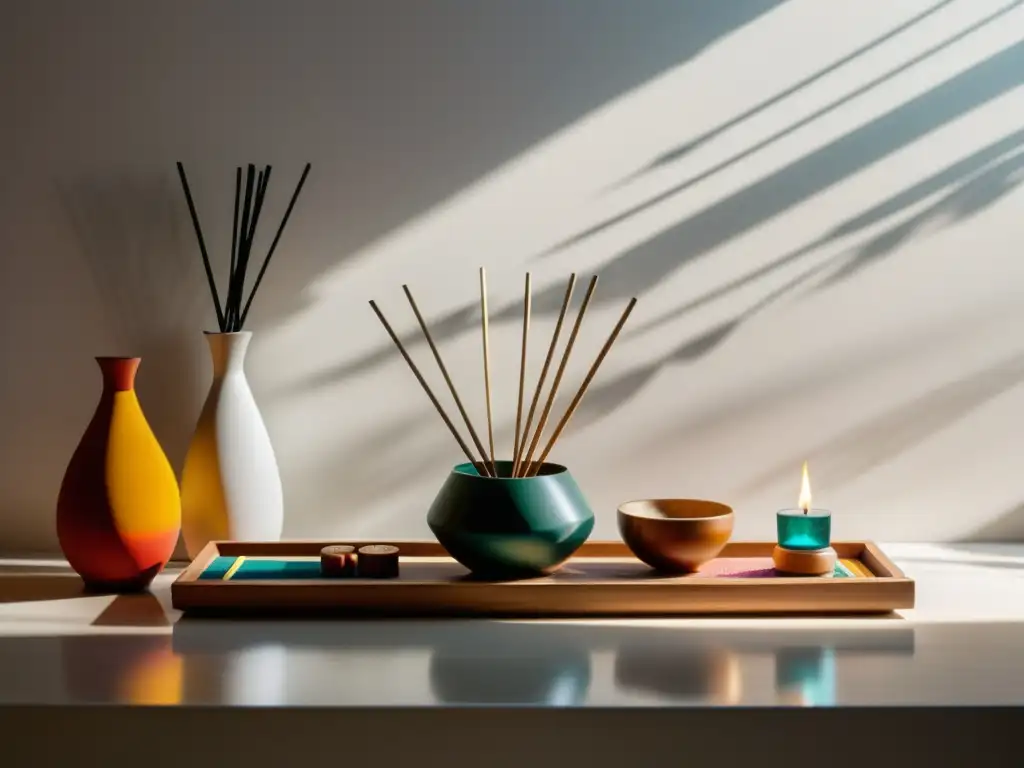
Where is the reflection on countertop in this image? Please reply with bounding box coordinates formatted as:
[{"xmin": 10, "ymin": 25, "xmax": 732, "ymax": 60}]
[
  {"xmin": 170, "ymin": 619, "xmax": 920, "ymax": 707},
  {"xmin": 3, "ymin": 544, "xmax": 1024, "ymax": 708},
  {"xmin": 0, "ymin": 618, "xmax": 923, "ymax": 708}
]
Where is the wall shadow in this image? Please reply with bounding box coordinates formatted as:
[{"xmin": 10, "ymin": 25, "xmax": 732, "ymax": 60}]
[
  {"xmin": 960, "ymin": 504, "xmax": 1024, "ymax": 542},
  {"xmin": 569, "ymin": 135, "xmax": 1024, "ymax": 428},
  {"xmin": 299, "ymin": 40, "xmax": 1024, "ymax": 407},
  {"xmin": 288, "ymin": 412, "xmax": 442, "ymax": 533},
  {"xmin": 735, "ymin": 352, "xmax": 1024, "ymax": 497},
  {"xmin": 54, "ymin": 172, "xmax": 205, "ymax": 464},
  {"xmin": 555, "ymin": 1, "xmax": 1021, "ymax": 249},
  {"xmin": 0, "ymin": 0, "xmax": 790, "ymax": 552},
  {"xmin": 235, "ymin": 0, "xmax": 794, "ymax": 337},
  {"xmin": 537, "ymin": 41, "xmax": 1024, "ymax": 311},
  {"xmin": 630, "ymin": 128, "xmax": 1024, "ymax": 338},
  {"xmin": 571, "ymin": 150, "xmax": 1024, "ymax": 431},
  {"xmin": 4, "ymin": 3, "xmax": 1022, "ymax": 549},
  {"xmin": 613, "ymin": 0, "xmax": 964, "ymax": 185},
  {"xmin": 811, "ymin": 148, "xmax": 1024, "ymax": 291}
]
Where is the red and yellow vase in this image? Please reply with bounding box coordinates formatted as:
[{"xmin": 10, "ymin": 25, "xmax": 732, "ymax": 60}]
[{"xmin": 56, "ymin": 357, "xmax": 181, "ymax": 592}]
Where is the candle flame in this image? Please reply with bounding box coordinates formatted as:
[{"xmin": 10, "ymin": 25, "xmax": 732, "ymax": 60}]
[{"xmin": 798, "ymin": 461, "xmax": 812, "ymax": 512}]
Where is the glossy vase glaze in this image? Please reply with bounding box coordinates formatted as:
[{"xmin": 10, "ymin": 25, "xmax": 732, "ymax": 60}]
[
  {"xmin": 181, "ymin": 332, "xmax": 283, "ymax": 558},
  {"xmin": 56, "ymin": 357, "xmax": 180, "ymax": 591},
  {"xmin": 427, "ymin": 461, "xmax": 594, "ymax": 579}
]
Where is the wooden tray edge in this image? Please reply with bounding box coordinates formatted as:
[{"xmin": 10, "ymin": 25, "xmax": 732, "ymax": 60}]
[{"xmin": 170, "ymin": 540, "xmax": 915, "ymax": 616}]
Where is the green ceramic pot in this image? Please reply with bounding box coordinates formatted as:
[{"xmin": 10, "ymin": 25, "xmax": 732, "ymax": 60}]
[{"xmin": 427, "ymin": 461, "xmax": 594, "ymax": 579}]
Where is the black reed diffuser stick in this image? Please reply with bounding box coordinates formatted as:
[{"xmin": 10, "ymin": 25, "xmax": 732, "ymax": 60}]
[
  {"xmin": 176, "ymin": 161, "xmax": 311, "ymax": 333},
  {"xmin": 176, "ymin": 163, "xmax": 225, "ymax": 330},
  {"xmin": 239, "ymin": 163, "xmax": 311, "ymax": 328},
  {"xmin": 229, "ymin": 167, "xmax": 241, "ymax": 300}
]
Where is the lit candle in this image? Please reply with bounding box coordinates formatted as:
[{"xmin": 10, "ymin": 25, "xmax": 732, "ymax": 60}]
[
  {"xmin": 776, "ymin": 462, "xmax": 832, "ymax": 551},
  {"xmin": 799, "ymin": 461, "xmax": 812, "ymax": 514}
]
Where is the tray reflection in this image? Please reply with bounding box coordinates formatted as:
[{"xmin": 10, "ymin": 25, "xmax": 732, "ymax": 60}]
[
  {"xmin": 167, "ymin": 620, "xmax": 914, "ymax": 707},
  {"xmin": 0, "ymin": 620, "xmax": 918, "ymax": 707}
]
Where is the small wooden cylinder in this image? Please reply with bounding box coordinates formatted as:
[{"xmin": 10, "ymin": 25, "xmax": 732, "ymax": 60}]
[
  {"xmin": 357, "ymin": 544, "xmax": 400, "ymax": 578},
  {"xmin": 772, "ymin": 545, "xmax": 836, "ymax": 577},
  {"xmin": 320, "ymin": 545, "xmax": 356, "ymax": 577}
]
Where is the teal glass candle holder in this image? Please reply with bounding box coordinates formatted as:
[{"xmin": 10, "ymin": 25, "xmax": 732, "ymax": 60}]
[{"xmin": 776, "ymin": 508, "xmax": 831, "ymax": 551}]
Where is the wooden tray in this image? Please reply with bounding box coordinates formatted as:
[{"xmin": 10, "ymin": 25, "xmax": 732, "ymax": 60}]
[{"xmin": 171, "ymin": 540, "xmax": 914, "ymax": 617}]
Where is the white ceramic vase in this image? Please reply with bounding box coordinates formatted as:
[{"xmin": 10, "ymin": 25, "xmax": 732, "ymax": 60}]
[{"xmin": 181, "ymin": 331, "xmax": 283, "ymax": 558}]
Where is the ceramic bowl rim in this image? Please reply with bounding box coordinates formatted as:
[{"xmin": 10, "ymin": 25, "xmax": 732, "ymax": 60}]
[
  {"xmin": 617, "ymin": 498, "xmax": 735, "ymax": 522},
  {"xmin": 451, "ymin": 460, "xmax": 570, "ymax": 480}
]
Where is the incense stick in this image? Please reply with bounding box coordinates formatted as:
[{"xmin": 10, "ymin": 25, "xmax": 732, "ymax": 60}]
[
  {"xmin": 511, "ymin": 273, "xmax": 531, "ymax": 479},
  {"xmin": 512, "ymin": 274, "xmax": 576, "ymax": 477},
  {"xmin": 369, "ymin": 300, "xmax": 486, "ymax": 475},
  {"xmin": 376, "ymin": 271, "xmax": 635, "ymax": 477},
  {"xmin": 402, "ymin": 284, "xmax": 494, "ymax": 477},
  {"xmin": 479, "ymin": 268, "xmax": 497, "ymax": 476},
  {"xmin": 526, "ymin": 297, "xmax": 638, "ymax": 476},
  {"xmin": 518, "ymin": 275, "xmax": 598, "ymax": 475}
]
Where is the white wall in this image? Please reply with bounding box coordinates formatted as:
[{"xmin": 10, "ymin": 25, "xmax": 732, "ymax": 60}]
[{"xmin": 1, "ymin": 0, "xmax": 1023, "ymax": 554}]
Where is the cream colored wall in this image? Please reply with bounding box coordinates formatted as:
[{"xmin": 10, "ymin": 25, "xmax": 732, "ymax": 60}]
[{"xmin": 1, "ymin": 0, "xmax": 1022, "ymax": 554}]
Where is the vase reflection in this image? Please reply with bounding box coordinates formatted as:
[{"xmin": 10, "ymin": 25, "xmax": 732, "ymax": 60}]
[
  {"xmin": 61, "ymin": 635, "xmax": 183, "ymax": 706},
  {"xmin": 775, "ymin": 646, "xmax": 837, "ymax": 707},
  {"xmin": 428, "ymin": 643, "xmax": 591, "ymax": 706},
  {"xmin": 614, "ymin": 645, "xmax": 742, "ymax": 705}
]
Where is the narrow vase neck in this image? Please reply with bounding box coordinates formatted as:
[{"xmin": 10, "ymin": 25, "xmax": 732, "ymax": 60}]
[
  {"xmin": 206, "ymin": 332, "xmax": 252, "ymax": 377},
  {"xmin": 96, "ymin": 357, "xmax": 140, "ymax": 392}
]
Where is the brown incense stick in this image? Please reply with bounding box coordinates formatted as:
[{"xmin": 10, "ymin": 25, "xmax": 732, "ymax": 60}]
[
  {"xmin": 479, "ymin": 268, "xmax": 498, "ymax": 476},
  {"xmin": 402, "ymin": 284, "xmax": 493, "ymax": 477},
  {"xmin": 518, "ymin": 275, "xmax": 598, "ymax": 475},
  {"xmin": 511, "ymin": 273, "xmax": 532, "ymax": 478},
  {"xmin": 369, "ymin": 300, "xmax": 487, "ymax": 476},
  {"xmin": 512, "ymin": 274, "xmax": 576, "ymax": 477},
  {"xmin": 527, "ymin": 297, "xmax": 638, "ymax": 476}
]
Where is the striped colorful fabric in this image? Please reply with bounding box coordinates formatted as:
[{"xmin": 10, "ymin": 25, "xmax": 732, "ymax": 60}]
[{"xmin": 200, "ymin": 556, "xmax": 874, "ymax": 581}]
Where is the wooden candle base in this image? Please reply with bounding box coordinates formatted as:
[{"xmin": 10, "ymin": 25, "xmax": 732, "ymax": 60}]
[{"xmin": 772, "ymin": 545, "xmax": 836, "ymax": 577}]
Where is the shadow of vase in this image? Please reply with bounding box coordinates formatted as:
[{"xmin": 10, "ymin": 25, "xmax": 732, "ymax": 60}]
[{"xmin": 55, "ymin": 171, "xmax": 209, "ymax": 557}]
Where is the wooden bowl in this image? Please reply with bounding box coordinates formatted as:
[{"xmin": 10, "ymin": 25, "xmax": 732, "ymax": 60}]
[{"xmin": 617, "ymin": 499, "xmax": 734, "ymax": 573}]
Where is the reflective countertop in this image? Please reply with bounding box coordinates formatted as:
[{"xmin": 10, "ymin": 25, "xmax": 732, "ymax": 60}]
[{"xmin": 1, "ymin": 543, "xmax": 1022, "ymax": 708}]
